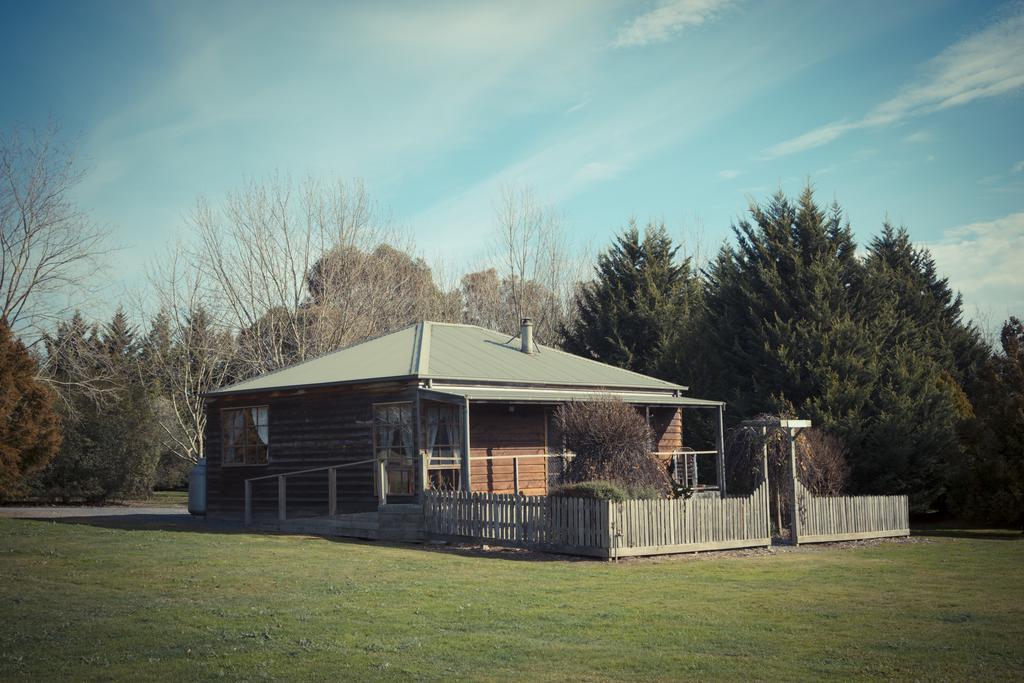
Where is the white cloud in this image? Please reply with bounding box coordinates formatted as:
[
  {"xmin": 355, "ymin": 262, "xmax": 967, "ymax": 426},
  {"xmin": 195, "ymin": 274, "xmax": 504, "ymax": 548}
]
[
  {"xmin": 718, "ymin": 169, "xmax": 740, "ymax": 179},
  {"xmin": 762, "ymin": 6, "xmax": 1024, "ymax": 158},
  {"xmin": 573, "ymin": 161, "xmax": 625, "ymax": 184},
  {"xmin": 762, "ymin": 120, "xmax": 856, "ymax": 158},
  {"xmin": 927, "ymin": 212, "xmax": 1024, "ymax": 322},
  {"xmin": 612, "ymin": 0, "xmax": 733, "ymax": 48},
  {"xmin": 1012, "ymin": 160, "xmax": 1024, "ymax": 173}
]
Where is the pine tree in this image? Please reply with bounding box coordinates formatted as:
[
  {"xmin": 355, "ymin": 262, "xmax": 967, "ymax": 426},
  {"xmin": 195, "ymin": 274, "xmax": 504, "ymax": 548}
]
[
  {"xmin": 561, "ymin": 220, "xmax": 701, "ymax": 378},
  {"xmin": 862, "ymin": 225, "xmax": 987, "ymax": 384},
  {"xmin": 33, "ymin": 309, "xmax": 161, "ymax": 501},
  {"xmin": 702, "ymin": 188, "xmax": 877, "ymax": 438},
  {"xmin": 856, "ymin": 226, "xmax": 984, "ymax": 509},
  {"xmin": 0, "ymin": 319, "xmax": 62, "ymax": 499},
  {"xmin": 959, "ymin": 317, "xmax": 1024, "ymax": 528}
]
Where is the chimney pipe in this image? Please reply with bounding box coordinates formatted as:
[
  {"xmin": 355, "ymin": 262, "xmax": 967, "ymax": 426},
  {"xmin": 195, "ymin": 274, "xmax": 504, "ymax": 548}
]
[{"xmin": 520, "ymin": 318, "xmax": 534, "ymax": 354}]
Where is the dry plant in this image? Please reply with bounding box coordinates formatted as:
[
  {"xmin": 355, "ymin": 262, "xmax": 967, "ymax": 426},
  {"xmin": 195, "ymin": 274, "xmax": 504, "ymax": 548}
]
[
  {"xmin": 556, "ymin": 399, "xmax": 671, "ymax": 496},
  {"xmin": 725, "ymin": 416, "xmax": 851, "ymax": 536},
  {"xmin": 796, "ymin": 428, "xmax": 850, "ymax": 496}
]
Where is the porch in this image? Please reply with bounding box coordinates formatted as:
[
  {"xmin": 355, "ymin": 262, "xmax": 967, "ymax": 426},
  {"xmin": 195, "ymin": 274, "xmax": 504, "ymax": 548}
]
[{"xmin": 241, "ymin": 384, "xmax": 728, "ymax": 522}]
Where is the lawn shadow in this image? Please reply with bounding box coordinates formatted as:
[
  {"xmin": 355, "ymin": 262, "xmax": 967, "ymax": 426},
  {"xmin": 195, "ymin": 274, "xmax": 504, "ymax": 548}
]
[
  {"xmin": 912, "ymin": 528, "xmax": 1023, "ymax": 541},
  {"xmin": 12, "ymin": 513, "xmax": 251, "ymax": 536},
  {"xmin": 11, "ymin": 513, "xmax": 598, "ymax": 561}
]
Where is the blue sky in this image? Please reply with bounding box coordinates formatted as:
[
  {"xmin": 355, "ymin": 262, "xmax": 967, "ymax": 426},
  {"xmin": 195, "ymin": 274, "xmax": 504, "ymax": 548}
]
[{"xmin": 2, "ymin": 0, "xmax": 1022, "ymax": 326}]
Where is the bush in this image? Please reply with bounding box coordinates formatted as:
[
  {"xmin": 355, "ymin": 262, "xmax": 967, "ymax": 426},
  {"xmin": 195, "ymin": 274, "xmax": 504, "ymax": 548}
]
[
  {"xmin": 555, "ymin": 481, "xmax": 628, "ymax": 501},
  {"xmin": 556, "ymin": 399, "xmax": 671, "ymax": 497},
  {"xmin": 0, "ymin": 320, "xmax": 62, "ymax": 500},
  {"xmin": 554, "ymin": 480, "xmax": 664, "ymax": 501}
]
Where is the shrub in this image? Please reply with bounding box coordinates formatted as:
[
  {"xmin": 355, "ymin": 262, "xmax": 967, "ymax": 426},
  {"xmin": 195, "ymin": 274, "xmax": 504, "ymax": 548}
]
[
  {"xmin": 556, "ymin": 399, "xmax": 671, "ymax": 497},
  {"xmin": 555, "ymin": 481, "xmax": 628, "ymax": 501},
  {"xmin": 0, "ymin": 320, "xmax": 62, "ymax": 500},
  {"xmin": 554, "ymin": 480, "xmax": 664, "ymax": 501}
]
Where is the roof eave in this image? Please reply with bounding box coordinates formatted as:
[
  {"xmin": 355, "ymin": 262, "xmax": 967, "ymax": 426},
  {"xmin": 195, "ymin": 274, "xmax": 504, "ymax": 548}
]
[
  {"xmin": 202, "ymin": 374, "xmax": 418, "ymax": 399},
  {"xmin": 423, "ymin": 376, "xmax": 688, "ymax": 393}
]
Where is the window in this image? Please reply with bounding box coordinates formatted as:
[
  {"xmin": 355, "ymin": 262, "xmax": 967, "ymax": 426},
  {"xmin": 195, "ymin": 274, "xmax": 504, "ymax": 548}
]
[
  {"xmin": 222, "ymin": 406, "xmax": 269, "ymax": 465},
  {"xmin": 424, "ymin": 404, "xmax": 462, "ymax": 491},
  {"xmin": 374, "ymin": 403, "xmax": 414, "ymax": 496}
]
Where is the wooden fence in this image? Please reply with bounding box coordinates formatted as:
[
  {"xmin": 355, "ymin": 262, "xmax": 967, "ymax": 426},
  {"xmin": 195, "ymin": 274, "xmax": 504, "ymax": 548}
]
[
  {"xmin": 793, "ymin": 481, "xmax": 910, "ymax": 544},
  {"xmin": 423, "ymin": 481, "xmax": 771, "ymax": 558}
]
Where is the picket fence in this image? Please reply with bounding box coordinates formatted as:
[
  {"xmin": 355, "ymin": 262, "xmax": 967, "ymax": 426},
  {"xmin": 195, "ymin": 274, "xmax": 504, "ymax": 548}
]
[
  {"xmin": 423, "ymin": 482, "xmax": 772, "ymax": 558},
  {"xmin": 794, "ymin": 481, "xmax": 910, "ymax": 544}
]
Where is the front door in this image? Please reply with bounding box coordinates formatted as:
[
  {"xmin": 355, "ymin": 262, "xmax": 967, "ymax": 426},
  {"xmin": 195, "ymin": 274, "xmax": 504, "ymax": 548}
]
[{"xmin": 373, "ymin": 403, "xmax": 416, "ymax": 500}]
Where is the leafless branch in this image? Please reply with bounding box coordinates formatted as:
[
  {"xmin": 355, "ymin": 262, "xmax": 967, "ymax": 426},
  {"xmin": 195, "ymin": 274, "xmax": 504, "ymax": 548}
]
[{"xmin": 0, "ymin": 122, "xmax": 114, "ymax": 345}]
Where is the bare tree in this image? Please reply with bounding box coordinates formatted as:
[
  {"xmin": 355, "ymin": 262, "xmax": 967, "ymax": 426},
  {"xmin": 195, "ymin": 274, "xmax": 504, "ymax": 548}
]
[
  {"xmin": 488, "ymin": 184, "xmax": 584, "ymax": 343},
  {"xmin": 145, "ymin": 242, "xmax": 236, "ymax": 463},
  {"xmin": 185, "ymin": 175, "xmax": 425, "ymax": 376},
  {"xmin": 1, "ymin": 123, "xmax": 112, "ymax": 343}
]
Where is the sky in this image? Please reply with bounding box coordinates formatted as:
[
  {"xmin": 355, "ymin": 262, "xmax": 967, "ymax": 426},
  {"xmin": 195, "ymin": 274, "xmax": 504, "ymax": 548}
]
[{"xmin": 2, "ymin": 0, "xmax": 1023, "ymax": 329}]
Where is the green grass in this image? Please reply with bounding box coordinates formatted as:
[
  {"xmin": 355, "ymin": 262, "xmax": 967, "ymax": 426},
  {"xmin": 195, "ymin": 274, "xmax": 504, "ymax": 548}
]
[
  {"xmin": 0, "ymin": 520, "xmax": 1021, "ymax": 681},
  {"xmin": 139, "ymin": 490, "xmax": 188, "ymax": 506}
]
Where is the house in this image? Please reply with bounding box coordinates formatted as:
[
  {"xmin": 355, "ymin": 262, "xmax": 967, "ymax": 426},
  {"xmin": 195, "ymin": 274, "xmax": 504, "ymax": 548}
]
[{"xmin": 203, "ymin": 319, "xmax": 726, "ymax": 518}]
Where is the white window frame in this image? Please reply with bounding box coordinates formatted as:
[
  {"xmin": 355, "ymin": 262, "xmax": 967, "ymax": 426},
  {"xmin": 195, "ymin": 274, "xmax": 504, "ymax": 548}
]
[{"xmin": 221, "ymin": 405, "xmax": 270, "ymax": 467}]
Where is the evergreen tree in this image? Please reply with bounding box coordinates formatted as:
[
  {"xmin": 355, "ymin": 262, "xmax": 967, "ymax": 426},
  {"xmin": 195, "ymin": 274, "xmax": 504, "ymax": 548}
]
[
  {"xmin": 702, "ymin": 188, "xmax": 877, "ymax": 440},
  {"xmin": 561, "ymin": 220, "xmax": 701, "ymax": 378},
  {"xmin": 0, "ymin": 319, "xmax": 62, "ymax": 499},
  {"xmin": 862, "ymin": 225, "xmax": 987, "ymax": 384},
  {"xmin": 33, "ymin": 309, "xmax": 161, "ymax": 501},
  {"xmin": 958, "ymin": 317, "xmax": 1024, "ymax": 529},
  {"xmin": 856, "ymin": 226, "xmax": 984, "ymax": 509},
  {"xmin": 700, "ymin": 189, "xmax": 992, "ymax": 511}
]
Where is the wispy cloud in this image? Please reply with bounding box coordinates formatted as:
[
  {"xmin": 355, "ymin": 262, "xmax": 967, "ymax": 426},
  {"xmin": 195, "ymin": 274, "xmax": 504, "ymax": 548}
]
[
  {"xmin": 573, "ymin": 161, "xmax": 625, "ymax": 184},
  {"xmin": 902, "ymin": 129, "xmax": 934, "ymax": 144},
  {"xmin": 565, "ymin": 96, "xmax": 591, "ymax": 115},
  {"xmin": 1012, "ymin": 160, "xmax": 1024, "ymax": 173},
  {"xmin": 612, "ymin": 0, "xmax": 733, "ymax": 48},
  {"xmin": 762, "ymin": 6, "xmax": 1024, "ymax": 158},
  {"xmin": 927, "ymin": 212, "xmax": 1024, "ymax": 321},
  {"xmin": 718, "ymin": 169, "xmax": 740, "ymax": 179}
]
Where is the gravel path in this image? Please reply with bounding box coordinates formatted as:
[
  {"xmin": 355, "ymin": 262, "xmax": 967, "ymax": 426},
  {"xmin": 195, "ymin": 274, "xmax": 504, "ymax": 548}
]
[
  {"xmin": 0, "ymin": 505, "xmax": 244, "ymax": 532},
  {"xmin": 0, "ymin": 505, "xmax": 190, "ymax": 519}
]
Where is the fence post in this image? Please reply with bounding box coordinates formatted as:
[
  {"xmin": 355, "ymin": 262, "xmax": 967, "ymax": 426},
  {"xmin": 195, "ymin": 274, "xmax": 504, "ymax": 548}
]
[
  {"xmin": 328, "ymin": 467, "xmax": 337, "ymax": 517},
  {"xmin": 760, "ymin": 426, "xmax": 771, "ymax": 543},
  {"xmin": 716, "ymin": 405, "xmax": 727, "ymax": 496},
  {"xmin": 513, "ymin": 456, "xmax": 520, "ymax": 494},
  {"xmin": 788, "ymin": 428, "xmax": 800, "ymax": 544},
  {"xmin": 278, "ymin": 475, "xmax": 287, "ymax": 522},
  {"xmin": 244, "ymin": 480, "xmax": 253, "ymax": 526}
]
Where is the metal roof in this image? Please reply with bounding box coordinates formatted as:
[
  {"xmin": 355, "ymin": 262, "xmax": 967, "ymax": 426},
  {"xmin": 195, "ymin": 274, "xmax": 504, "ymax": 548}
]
[
  {"xmin": 420, "ymin": 385, "xmax": 724, "ymax": 407},
  {"xmin": 208, "ymin": 321, "xmax": 695, "ymax": 396}
]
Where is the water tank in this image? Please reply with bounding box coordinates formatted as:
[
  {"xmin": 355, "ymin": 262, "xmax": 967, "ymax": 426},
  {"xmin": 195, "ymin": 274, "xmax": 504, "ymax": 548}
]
[{"xmin": 188, "ymin": 457, "xmax": 207, "ymax": 515}]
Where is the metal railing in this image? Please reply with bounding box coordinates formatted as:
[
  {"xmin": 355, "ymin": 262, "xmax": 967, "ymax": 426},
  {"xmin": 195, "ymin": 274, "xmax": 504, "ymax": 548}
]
[{"xmin": 244, "ymin": 457, "xmax": 381, "ymax": 525}]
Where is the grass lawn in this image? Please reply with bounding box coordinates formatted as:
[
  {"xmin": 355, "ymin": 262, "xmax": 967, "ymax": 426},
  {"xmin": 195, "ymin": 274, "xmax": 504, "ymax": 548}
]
[
  {"xmin": 139, "ymin": 490, "xmax": 188, "ymax": 506},
  {"xmin": 0, "ymin": 519, "xmax": 1021, "ymax": 681}
]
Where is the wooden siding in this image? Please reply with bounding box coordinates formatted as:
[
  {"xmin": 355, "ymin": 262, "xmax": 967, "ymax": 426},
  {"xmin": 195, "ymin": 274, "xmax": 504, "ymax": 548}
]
[
  {"xmin": 649, "ymin": 406, "xmax": 683, "ymax": 460},
  {"xmin": 469, "ymin": 404, "xmax": 548, "ymax": 495},
  {"xmin": 205, "ymin": 381, "xmax": 416, "ymax": 516}
]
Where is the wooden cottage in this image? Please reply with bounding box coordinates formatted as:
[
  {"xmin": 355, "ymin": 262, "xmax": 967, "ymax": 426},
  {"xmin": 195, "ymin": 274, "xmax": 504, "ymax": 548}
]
[{"xmin": 203, "ymin": 320, "xmax": 726, "ymax": 519}]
